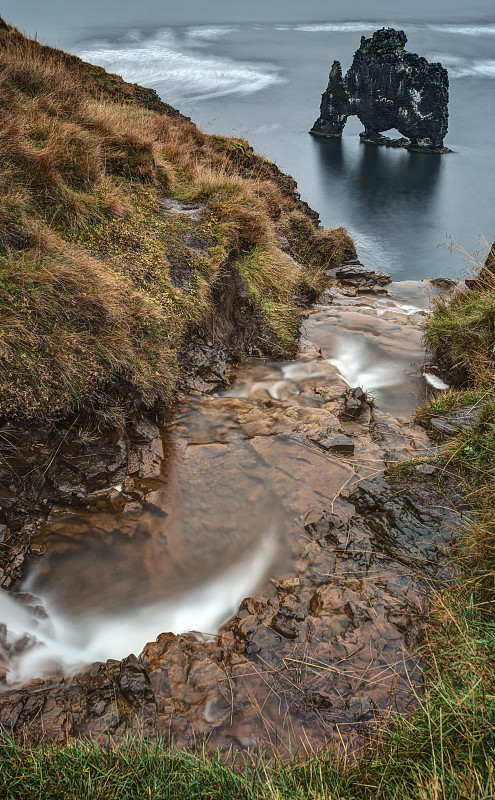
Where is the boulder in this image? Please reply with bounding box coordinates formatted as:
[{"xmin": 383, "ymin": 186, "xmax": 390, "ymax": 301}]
[
  {"xmin": 318, "ymin": 434, "xmax": 355, "ymax": 455},
  {"xmin": 340, "ymin": 387, "xmax": 367, "ymax": 420},
  {"xmin": 332, "ymin": 262, "xmax": 391, "ymax": 288}
]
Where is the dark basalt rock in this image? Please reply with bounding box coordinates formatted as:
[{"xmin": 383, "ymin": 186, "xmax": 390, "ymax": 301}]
[
  {"xmin": 340, "ymin": 387, "xmax": 367, "ymax": 420},
  {"xmin": 318, "ymin": 434, "xmax": 355, "ymax": 455},
  {"xmin": 328, "ymin": 261, "xmax": 392, "ymax": 289},
  {"xmin": 311, "ymin": 28, "xmax": 450, "ymax": 154},
  {"xmin": 311, "ymin": 61, "xmax": 350, "ymax": 137},
  {"xmin": 429, "ymin": 404, "xmax": 484, "ymax": 435}
]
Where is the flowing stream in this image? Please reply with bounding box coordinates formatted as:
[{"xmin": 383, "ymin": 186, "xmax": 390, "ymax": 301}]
[{"xmin": 1, "ymin": 281, "xmax": 436, "ymax": 687}]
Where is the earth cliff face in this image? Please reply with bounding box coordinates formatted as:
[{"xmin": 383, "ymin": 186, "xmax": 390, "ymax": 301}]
[{"xmin": 311, "ymin": 28, "xmax": 450, "ymax": 153}]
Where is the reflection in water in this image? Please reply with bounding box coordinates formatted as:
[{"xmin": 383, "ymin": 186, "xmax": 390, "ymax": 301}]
[{"xmin": 311, "ymin": 136, "xmax": 444, "ymax": 278}]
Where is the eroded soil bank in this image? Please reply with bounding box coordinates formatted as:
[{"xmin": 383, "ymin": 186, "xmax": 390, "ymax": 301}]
[{"xmin": 0, "ymin": 273, "xmax": 467, "ymax": 756}]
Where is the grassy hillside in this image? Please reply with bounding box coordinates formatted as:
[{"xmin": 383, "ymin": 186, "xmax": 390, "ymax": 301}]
[{"xmin": 0, "ymin": 17, "xmax": 354, "ymax": 424}]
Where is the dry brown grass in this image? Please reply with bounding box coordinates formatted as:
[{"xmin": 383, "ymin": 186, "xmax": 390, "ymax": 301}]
[{"xmin": 0, "ymin": 16, "xmax": 354, "ymax": 422}]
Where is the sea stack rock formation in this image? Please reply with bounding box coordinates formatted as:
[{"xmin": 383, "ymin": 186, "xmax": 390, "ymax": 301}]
[{"xmin": 311, "ymin": 28, "xmax": 450, "ymax": 153}]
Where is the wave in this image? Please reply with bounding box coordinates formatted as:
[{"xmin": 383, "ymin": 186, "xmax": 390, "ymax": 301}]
[
  {"xmin": 429, "ymin": 53, "xmax": 495, "ymax": 78},
  {"xmin": 428, "ymin": 23, "xmax": 495, "ymax": 36},
  {"xmin": 466, "ymin": 60, "xmax": 495, "ymax": 78},
  {"xmin": 186, "ymin": 26, "xmax": 240, "ymax": 40},
  {"xmin": 75, "ymin": 29, "xmax": 283, "ymax": 104},
  {"xmin": 293, "ymin": 22, "xmax": 380, "ymax": 33},
  {"xmin": 280, "ymin": 20, "xmax": 495, "ymax": 38}
]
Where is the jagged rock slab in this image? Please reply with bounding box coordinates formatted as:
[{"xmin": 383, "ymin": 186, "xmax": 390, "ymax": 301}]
[
  {"xmin": 429, "ymin": 404, "xmax": 483, "ymax": 435},
  {"xmin": 327, "ymin": 261, "xmax": 392, "ymax": 289}
]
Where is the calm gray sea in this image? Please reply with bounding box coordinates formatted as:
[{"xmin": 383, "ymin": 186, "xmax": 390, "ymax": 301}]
[{"xmin": 4, "ymin": 0, "xmax": 495, "ymax": 280}]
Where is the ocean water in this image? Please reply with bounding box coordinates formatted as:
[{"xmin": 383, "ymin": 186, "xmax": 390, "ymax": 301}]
[{"xmin": 3, "ymin": 0, "xmax": 495, "ymax": 280}]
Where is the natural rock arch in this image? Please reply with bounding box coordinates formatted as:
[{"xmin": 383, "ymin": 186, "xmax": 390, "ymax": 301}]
[{"xmin": 311, "ymin": 28, "xmax": 450, "ymax": 154}]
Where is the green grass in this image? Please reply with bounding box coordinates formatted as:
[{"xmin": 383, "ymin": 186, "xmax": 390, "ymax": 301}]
[
  {"xmin": 234, "ymin": 246, "xmax": 307, "ymax": 350},
  {"xmin": 2, "ymin": 617, "xmax": 495, "ymax": 800},
  {"xmin": 424, "ymin": 286, "xmax": 495, "ymax": 387}
]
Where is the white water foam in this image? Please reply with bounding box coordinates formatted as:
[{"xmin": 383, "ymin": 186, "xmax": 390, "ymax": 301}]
[
  {"xmin": 75, "ymin": 29, "xmax": 283, "ymax": 103},
  {"xmin": 1, "ymin": 525, "xmax": 278, "ymax": 687},
  {"xmin": 423, "ymin": 372, "xmax": 450, "ymax": 390},
  {"xmin": 186, "ymin": 26, "xmax": 240, "ymax": 40},
  {"xmin": 293, "ymin": 22, "xmax": 382, "ymax": 33},
  {"xmin": 428, "ymin": 24, "xmax": 495, "ymax": 36},
  {"xmin": 428, "ymin": 53, "xmax": 495, "ymax": 79},
  {"xmin": 326, "ymin": 339, "xmax": 401, "ymax": 394},
  {"xmin": 224, "ymin": 362, "xmax": 329, "ymax": 402},
  {"xmin": 289, "ymin": 20, "xmax": 495, "ymax": 37},
  {"xmin": 375, "ymin": 303, "xmax": 424, "ymax": 316}
]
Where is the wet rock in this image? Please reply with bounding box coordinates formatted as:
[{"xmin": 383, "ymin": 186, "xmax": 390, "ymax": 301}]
[
  {"xmin": 330, "ymin": 262, "xmax": 392, "ymax": 289},
  {"xmin": 122, "ymin": 502, "xmax": 142, "ymax": 516},
  {"xmin": 429, "ymin": 418, "xmax": 458, "ymax": 435},
  {"xmin": 271, "ymin": 614, "xmax": 298, "ymax": 640},
  {"xmin": 118, "ymin": 655, "xmax": 155, "ymax": 708},
  {"xmin": 352, "ymin": 387, "xmax": 367, "ymax": 404},
  {"xmin": 348, "ymin": 478, "xmax": 464, "ymax": 576},
  {"xmin": 270, "ymin": 594, "xmax": 307, "ymax": 640},
  {"xmin": 180, "ymin": 341, "xmax": 231, "ymax": 395},
  {"xmin": 244, "ymin": 626, "xmax": 285, "ymax": 663},
  {"xmin": 131, "ymin": 423, "xmax": 164, "ymax": 480},
  {"xmin": 271, "ymin": 577, "xmax": 301, "ymax": 594},
  {"xmin": 415, "ymin": 463, "xmax": 437, "ymax": 476},
  {"xmin": 429, "ymin": 405, "xmax": 482, "ymax": 436},
  {"xmin": 279, "ymin": 596, "xmax": 307, "ymax": 621},
  {"xmin": 340, "ymin": 388, "xmax": 366, "ymax": 420},
  {"xmin": 428, "ymin": 277, "xmax": 459, "ymax": 291},
  {"xmin": 341, "ymin": 397, "xmax": 362, "ymax": 420},
  {"xmin": 310, "ymin": 690, "xmax": 334, "ymax": 710},
  {"xmin": 107, "ymin": 439, "xmax": 127, "ymax": 474},
  {"xmin": 346, "ymin": 695, "xmax": 375, "ymax": 721},
  {"xmin": 318, "ymin": 434, "xmax": 355, "ymax": 455},
  {"xmin": 311, "ymin": 28, "xmax": 450, "ymax": 153},
  {"xmin": 306, "ymin": 549, "xmax": 337, "ymax": 585}
]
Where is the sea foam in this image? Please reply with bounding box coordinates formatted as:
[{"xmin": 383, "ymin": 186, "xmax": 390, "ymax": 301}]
[{"xmin": 75, "ymin": 28, "xmax": 283, "ymax": 104}]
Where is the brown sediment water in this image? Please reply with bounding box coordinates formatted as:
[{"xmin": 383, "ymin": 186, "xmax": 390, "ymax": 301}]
[{"xmin": 0, "ymin": 280, "xmax": 465, "ymax": 754}]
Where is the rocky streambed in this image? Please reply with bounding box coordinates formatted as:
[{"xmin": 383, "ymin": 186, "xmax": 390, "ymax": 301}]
[{"xmin": 0, "ymin": 273, "xmax": 468, "ymax": 756}]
